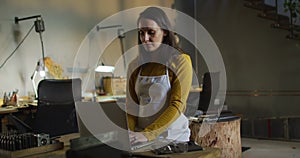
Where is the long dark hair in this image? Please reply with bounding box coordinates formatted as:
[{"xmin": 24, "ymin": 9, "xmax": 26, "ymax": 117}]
[
  {"xmin": 137, "ymin": 7, "xmax": 176, "ymax": 47},
  {"xmin": 137, "ymin": 7, "xmax": 180, "ymax": 64}
]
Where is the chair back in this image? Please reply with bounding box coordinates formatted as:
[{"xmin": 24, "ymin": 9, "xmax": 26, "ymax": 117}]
[
  {"xmin": 198, "ymin": 72, "xmax": 220, "ymax": 113},
  {"xmin": 34, "ymin": 78, "xmax": 82, "ymax": 137}
]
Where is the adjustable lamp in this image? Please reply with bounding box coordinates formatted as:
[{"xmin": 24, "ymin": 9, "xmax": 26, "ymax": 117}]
[
  {"xmin": 15, "ymin": 15, "xmax": 46, "ymax": 98},
  {"xmin": 94, "ymin": 24, "xmax": 125, "ymax": 95}
]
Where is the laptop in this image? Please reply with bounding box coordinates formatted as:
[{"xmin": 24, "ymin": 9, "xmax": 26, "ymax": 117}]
[{"xmin": 74, "ymin": 101, "xmax": 159, "ymax": 152}]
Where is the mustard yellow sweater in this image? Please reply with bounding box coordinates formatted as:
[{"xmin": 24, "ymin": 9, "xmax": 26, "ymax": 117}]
[{"xmin": 126, "ymin": 53, "xmax": 192, "ymax": 141}]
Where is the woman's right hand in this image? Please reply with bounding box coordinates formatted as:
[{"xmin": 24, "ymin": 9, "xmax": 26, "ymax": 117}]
[{"xmin": 129, "ymin": 131, "xmax": 148, "ymax": 144}]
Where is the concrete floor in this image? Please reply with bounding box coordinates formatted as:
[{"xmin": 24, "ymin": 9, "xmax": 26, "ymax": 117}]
[{"xmin": 242, "ymin": 138, "xmax": 300, "ymax": 158}]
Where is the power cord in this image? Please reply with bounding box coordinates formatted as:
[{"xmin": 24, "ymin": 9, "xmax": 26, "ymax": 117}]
[{"xmin": 0, "ymin": 24, "xmax": 35, "ymax": 69}]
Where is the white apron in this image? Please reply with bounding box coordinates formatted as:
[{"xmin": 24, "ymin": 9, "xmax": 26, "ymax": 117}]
[{"xmin": 135, "ymin": 65, "xmax": 190, "ymax": 142}]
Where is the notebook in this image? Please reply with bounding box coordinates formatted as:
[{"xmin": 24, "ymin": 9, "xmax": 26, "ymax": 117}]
[{"xmin": 74, "ymin": 101, "xmax": 158, "ymax": 152}]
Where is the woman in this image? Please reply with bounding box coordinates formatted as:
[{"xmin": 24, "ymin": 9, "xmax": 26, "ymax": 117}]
[{"xmin": 126, "ymin": 7, "xmax": 193, "ymax": 144}]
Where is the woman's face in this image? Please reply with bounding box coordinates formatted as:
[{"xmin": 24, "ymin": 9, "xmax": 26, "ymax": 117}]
[{"xmin": 138, "ymin": 18, "xmax": 166, "ymax": 52}]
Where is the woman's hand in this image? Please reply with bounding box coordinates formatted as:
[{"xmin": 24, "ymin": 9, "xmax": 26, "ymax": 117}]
[{"xmin": 129, "ymin": 131, "xmax": 148, "ymax": 144}]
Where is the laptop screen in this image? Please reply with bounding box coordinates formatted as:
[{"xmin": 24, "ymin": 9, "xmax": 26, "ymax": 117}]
[{"xmin": 75, "ymin": 101, "xmax": 131, "ymax": 151}]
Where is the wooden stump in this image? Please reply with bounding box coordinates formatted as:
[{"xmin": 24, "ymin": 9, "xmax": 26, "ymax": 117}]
[{"xmin": 190, "ymin": 116, "xmax": 241, "ymax": 158}]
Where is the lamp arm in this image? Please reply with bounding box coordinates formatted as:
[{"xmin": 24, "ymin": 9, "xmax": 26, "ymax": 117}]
[
  {"xmin": 15, "ymin": 15, "xmax": 41, "ymax": 24},
  {"xmin": 96, "ymin": 24, "xmax": 122, "ymax": 31},
  {"xmin": 118, "ymin": 28, "xmax": 126, "ymax": 72},
  {"xmin": 38, "ymin": 31, "xmax": 46, "ymax": 78}
]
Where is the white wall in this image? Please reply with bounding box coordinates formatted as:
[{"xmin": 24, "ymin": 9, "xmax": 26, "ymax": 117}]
[{"xmin": 0, "ymin": 0, "xmax": 174, "ymax": 96}]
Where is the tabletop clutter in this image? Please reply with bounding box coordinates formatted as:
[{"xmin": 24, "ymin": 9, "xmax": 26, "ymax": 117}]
[{"xmin": 2, "ymin": 90, "xmax": 19, "ymax": 107}]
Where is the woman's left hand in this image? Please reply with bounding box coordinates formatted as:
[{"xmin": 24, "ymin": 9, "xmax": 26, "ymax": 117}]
[{"xmin": 129, "ymin": 131, "xmax": 148, "ymax": 144}]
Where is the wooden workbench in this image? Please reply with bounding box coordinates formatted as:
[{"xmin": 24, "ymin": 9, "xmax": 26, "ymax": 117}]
[{"xmin": 12, "ymin": 133, "xmax": 221, "ymax": 158}]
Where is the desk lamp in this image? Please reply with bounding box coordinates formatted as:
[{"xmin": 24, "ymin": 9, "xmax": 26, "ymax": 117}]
[{"xmin": 93, "ymin": 25, "xmax": 124, "ymax": 95}]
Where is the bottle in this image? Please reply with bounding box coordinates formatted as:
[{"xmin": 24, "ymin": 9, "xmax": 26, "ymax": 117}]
[
  {"xmin": 10, "ymin": 92, "xmax": 17, "ymax": 106},
  {"xmin": 3, "ymin": 92, "xmax": 9, "ymax": 106},
  {"xmin": 10, "ymin": 89, "xmax": 19, "ymax": 106}
]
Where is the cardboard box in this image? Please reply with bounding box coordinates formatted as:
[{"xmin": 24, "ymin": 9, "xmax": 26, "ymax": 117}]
[{"xmin": 103, "ymin": 77, "xmax": 126, "ymax": 95}]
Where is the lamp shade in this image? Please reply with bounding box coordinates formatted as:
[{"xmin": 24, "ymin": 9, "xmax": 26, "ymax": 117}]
[
  {"xmin": 95, "ymin": 65, "xmax": 115, "ymax": 73},
  {"xmin": 35, "ymin": 58, "xmax": 48, "ymax": 77}
]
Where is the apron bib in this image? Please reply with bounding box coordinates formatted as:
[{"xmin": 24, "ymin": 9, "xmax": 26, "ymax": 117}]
[{"xmin": 135, "ymin": 65, "xmax": 190, "ymax": 142}]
